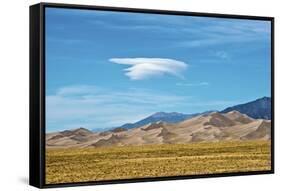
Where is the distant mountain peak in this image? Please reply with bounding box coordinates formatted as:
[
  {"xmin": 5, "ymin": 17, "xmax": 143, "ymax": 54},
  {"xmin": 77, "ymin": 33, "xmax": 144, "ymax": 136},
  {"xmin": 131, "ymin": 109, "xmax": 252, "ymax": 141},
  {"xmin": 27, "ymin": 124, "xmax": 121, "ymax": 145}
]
[
  {"xmin": 151, "ymin": 112, "xmax": 168, "ymax": 117},
  {"xmin": 221, "ymin": 97, "xmax": 271, "ymax": 120},
  {"xmin": 259, "ymin": 96, "xmax": 270, "ymax": 100},
  {"xmin": 90, "ymin": 97, "xmax": 271, "ymax": 134},
  {"xmin": 118, "ymin": 111, "xmax": 200, "ymax": 130},
  {"xmin": 151, "ymin": 112, "xmax": 182, "ymax": 117}
]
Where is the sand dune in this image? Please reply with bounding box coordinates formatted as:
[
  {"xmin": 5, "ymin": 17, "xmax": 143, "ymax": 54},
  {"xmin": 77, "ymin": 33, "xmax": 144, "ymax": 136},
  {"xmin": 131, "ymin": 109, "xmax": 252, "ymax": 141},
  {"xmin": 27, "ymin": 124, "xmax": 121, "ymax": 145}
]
[{"xmin": 46, "ymin": 111, "xmax": 271, "ymax": 148}]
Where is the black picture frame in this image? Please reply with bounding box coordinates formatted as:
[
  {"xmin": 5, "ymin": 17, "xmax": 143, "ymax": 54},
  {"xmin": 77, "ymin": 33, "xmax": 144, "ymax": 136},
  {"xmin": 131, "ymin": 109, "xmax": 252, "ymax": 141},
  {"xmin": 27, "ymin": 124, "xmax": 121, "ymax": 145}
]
[{"xmin": 30, "ymin": 2, "xmax": 275, "ymax": 189}]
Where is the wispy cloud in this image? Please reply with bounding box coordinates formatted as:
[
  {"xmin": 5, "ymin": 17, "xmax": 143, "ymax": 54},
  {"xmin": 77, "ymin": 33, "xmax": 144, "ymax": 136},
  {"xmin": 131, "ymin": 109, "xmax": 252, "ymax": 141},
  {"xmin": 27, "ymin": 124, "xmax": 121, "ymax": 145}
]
[
  {"xmin": 56, "ymin": 85, "xmax": 100, "ymax": 96},
  {"xmin": 46, "ymin": 85, "xmax": 190, "ymax": 132},
  {"xmin": 174, "ymin": 20, "xmax": 270, "ymax": 48},
  {"xmin": 89, "ymin": 20, "xmax": 177, "ymax": 33},
  {"xmin": 87, "ymin": 14, "xmax": 270, "ymax": 49},
  {"xmin": 176, "ymin": 82, "xmax": 209, "ymax": 87},
  {"xmin": 47, "ymin": 37, "xmax": 84, "ymax": 45},
  {"xmin": 214, "ymin": 51, "xmax": 229, "ymax": 59},
  {"xmin": 48, "ymin": 9, "xmax": 270, "ymax": 51},
  {"xmin": 184, "ymin": 100, "xmax": 239, "ymax": 107},
  {"xmin": 109, "ymin": 58, "xmax": 188, "ymax": 80},
  {"xmin": 176, "ymin": 34, "xmax": 258, "ymax": 48}
]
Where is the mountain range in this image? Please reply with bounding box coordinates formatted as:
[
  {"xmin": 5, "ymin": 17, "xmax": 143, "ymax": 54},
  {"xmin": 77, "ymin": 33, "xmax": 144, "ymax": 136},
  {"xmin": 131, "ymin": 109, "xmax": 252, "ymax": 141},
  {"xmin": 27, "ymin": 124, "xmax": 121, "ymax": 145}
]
[
  {"xmin": 118, "ymin": 111, "xmax": 214, "ymax": 130},
  {"xmin": 46, "ymin": 111, "xmax": 271, "ymax": 148},
  {"xmin": 46, "ymin": 96, "xmax": 271, "ymax": 148},
  {"xmin": 114, "ymin": 96, "xmax": 271, "ymax": 130}
]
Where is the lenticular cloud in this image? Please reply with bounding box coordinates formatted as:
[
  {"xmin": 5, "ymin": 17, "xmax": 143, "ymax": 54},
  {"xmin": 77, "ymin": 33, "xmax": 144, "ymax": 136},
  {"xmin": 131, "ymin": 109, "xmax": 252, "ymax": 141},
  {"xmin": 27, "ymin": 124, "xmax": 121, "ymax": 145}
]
[{"xmin": 109, "ymin": 58, "xmax": 188, "ymax": 80}]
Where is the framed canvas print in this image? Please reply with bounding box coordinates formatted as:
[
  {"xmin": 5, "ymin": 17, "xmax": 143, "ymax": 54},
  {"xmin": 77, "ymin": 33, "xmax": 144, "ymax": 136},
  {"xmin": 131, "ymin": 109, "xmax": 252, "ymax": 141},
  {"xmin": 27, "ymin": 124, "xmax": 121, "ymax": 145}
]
[{"xmin": 29, "ymin": 3, "xmax": 274, "ymax": 188}]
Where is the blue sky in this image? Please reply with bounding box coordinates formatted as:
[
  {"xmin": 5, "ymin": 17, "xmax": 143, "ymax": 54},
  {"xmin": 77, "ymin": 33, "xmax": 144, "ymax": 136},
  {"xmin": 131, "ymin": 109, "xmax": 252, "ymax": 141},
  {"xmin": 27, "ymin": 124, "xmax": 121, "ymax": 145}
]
[{"xmin": 45, "ymin": 7, "xmax": 271, "ymax": 132}]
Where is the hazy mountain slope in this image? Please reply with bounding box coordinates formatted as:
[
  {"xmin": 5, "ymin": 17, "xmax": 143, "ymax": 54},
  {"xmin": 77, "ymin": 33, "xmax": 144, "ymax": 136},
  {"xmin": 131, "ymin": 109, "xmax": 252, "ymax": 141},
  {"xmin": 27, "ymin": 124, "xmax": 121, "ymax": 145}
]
[
  {"xmin": 118, "ymin": 111, "xmax": 213, "ymax": 129},
  {"xmin": 221, "ymin": 97, "xmax": 271, "ymax": 119},
  {"xmin": 111, "ymin": 96, "xmax": 271, "ymax": 131}
]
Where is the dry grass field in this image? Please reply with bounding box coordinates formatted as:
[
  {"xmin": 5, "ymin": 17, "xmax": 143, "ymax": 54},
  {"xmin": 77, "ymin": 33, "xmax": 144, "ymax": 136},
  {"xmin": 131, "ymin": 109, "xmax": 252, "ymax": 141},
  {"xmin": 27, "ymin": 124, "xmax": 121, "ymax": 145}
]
[{"xmin": 46, "ymin": 140, "xmax": 271, "ymax": 184}]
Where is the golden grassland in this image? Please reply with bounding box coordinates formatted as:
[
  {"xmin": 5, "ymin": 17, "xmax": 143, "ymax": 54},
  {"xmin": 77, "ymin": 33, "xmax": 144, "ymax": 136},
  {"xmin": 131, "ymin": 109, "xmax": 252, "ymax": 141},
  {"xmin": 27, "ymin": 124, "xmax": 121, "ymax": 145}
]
[{"xmin": 46, "ymin": 140, "xmax": 271, "ymax": 184}]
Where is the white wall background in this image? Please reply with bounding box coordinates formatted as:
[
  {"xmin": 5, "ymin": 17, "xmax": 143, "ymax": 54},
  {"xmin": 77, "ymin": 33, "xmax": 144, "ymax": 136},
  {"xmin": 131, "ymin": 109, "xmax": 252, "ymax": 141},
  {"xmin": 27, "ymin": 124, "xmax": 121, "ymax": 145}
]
[{"xmin": 0, "ymin": 0, "xmax": 279, "ymax": 190}]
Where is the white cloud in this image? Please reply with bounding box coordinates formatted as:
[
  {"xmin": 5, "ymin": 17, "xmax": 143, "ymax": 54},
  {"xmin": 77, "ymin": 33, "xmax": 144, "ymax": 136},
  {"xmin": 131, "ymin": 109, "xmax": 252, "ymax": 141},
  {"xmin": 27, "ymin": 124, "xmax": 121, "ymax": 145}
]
[
  {"xmin": 176, "ymin": 82, "xmax": 209, "ymax": 87},
  {"xmin": 109, "ymin": 58, "xmax": 188, "ymax": 80}
]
